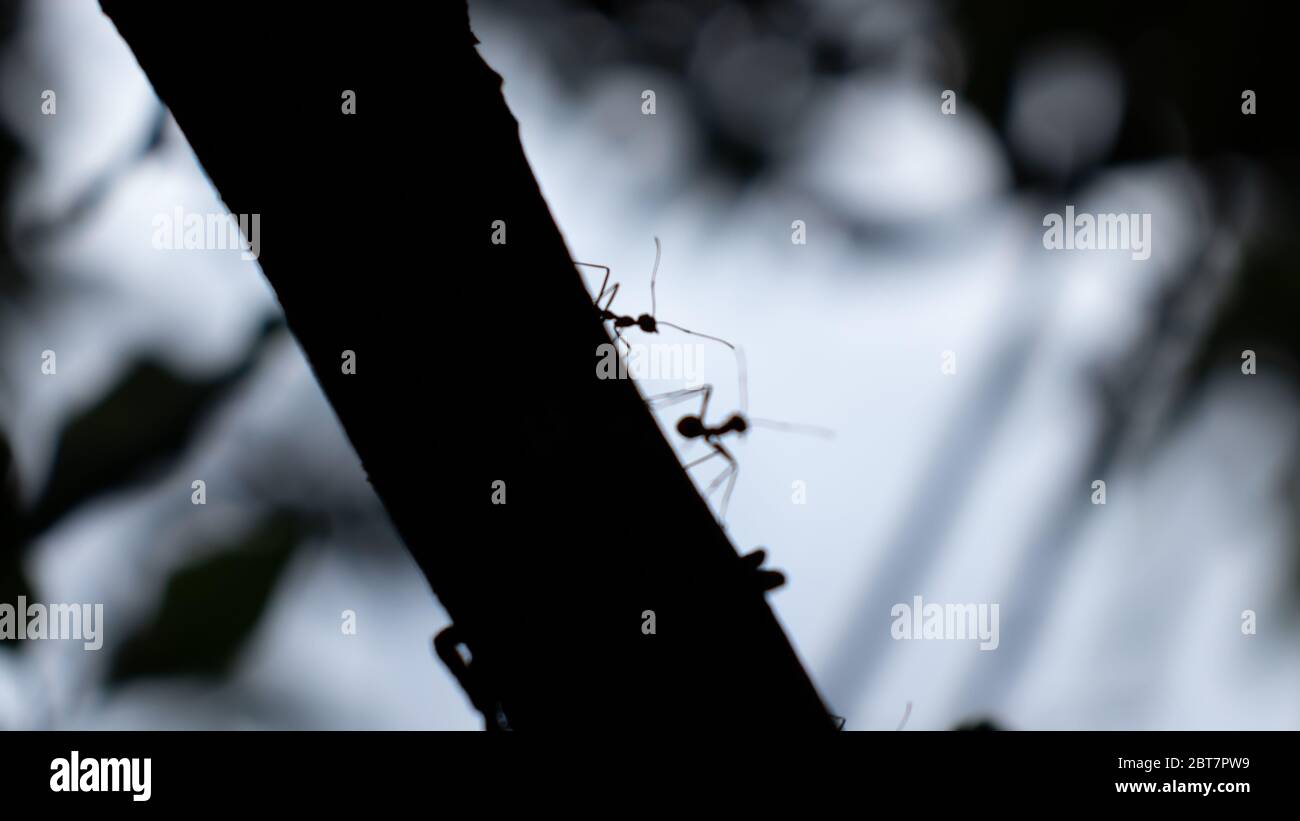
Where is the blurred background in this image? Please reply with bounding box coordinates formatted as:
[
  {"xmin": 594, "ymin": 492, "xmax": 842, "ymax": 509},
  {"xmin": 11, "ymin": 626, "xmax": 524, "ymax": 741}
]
[{"xmin": 1, "ymin": 0, "xmax": 1297, "ymax": 729}]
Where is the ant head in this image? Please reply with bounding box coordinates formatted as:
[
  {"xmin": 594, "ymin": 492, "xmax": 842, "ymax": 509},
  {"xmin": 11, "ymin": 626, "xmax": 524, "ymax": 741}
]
[
  {"xmin": 722, "ymin": 414, "xmax": 748, "ymax": 434},
  {"xmin": 636, "ymin": 314, "xmax": 657, "ymax": 332},
  {"xmin": 676, "ymin": 415, "xmax": 705, "ymax": 439}
]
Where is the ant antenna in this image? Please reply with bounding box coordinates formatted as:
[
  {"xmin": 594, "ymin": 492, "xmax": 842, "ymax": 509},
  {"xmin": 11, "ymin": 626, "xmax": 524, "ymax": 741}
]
[
  {"xmin": 647, "ymin": 236, "xmax": 736, "ymax": 349},
  {"xmin": 733, "ymin": 346, "xmax": 834, "ymax": 437},
  {"xmin": 650, "ymin": 236, "xmax": 661, "ymax": 319},
  {"xmin": 748, "ymin": 418, "xmax": 836, "ymax": 438},
  {"xmin": 737, "ymin": 346, "xmax": 749, "ymax": 416},
  {"xmin": 656, "ymin": 321, "xmax": 735, "ymax": 349}
]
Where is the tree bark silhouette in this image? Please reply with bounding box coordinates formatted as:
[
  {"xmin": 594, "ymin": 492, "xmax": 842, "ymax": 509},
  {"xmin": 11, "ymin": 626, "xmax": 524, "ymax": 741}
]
[{"xmin": 101, "ymin": 0, "xmax": 834, "ymax": 730}]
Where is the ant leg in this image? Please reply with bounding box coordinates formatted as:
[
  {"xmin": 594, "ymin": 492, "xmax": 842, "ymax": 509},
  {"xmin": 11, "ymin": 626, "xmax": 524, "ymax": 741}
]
[
  {"xmin": 574, "ymin": 261, "xmax": 612, "ymax": 306},
  {"xmin": 719, "ymin": 462, "xmax": 739, "ymax": 520},
  {"xmin": 612, "ymin": 325, "xmax": 631, "ymax": 357},
  {"xmin": 704, "ymin": 463, "xmax": 733, "ymax": 495},
  {"xmin": 703, "ymin": 442, "xmax": 739, "ymax": 520},
  {"xmin": 683, "ymin": 447, "xmax": 723, "ymax": 471},
  {"xmin": 696, "ymin": 382, "xmax": 712, "ymax": 422},
  {"xmin": 599, "ymin": 282, "xmax": 621, "ymax": 314},
  {"xmin": 578, "ymin": 264, "xmax": 620, "ymax": 313},
  {"xmin": 683, "ymin": 447, "xmax": 731, "ymax": 513},
  {"xmin": 645, "ymin": 384, "xmax": 711, "ymax": 418}
]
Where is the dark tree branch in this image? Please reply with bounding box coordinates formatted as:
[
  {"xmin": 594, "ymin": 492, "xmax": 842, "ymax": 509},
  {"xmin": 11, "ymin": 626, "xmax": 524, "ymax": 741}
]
[{"xmin": 100, "ymin": 0, "xmax": 834, "ymax": 730}]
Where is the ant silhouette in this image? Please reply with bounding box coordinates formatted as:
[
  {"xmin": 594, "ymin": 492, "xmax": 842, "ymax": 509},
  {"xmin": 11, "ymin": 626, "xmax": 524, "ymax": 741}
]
[
  {"xmin": 647, "ymin": 347, "xmax": 833, "ymax": 521},
  {"xmin": 574, "ymin": 237, "xmax": 734, "ymax": 353}
]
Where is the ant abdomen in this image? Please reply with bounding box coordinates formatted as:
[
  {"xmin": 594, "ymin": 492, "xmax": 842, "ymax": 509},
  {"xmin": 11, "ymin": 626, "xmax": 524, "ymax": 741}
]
[{"xmin": 676, "ymin": 416, "xmax": 706, "ymax": 439}]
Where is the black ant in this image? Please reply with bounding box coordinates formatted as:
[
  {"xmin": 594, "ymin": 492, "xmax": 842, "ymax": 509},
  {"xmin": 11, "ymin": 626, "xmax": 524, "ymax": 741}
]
[
  {"xmin": 574, "ymin": 237, "xmax": 734, "ymax": 353},
  {"xmin": 647, "ymin": 347, "xmax": 832, "ymax": 521}
]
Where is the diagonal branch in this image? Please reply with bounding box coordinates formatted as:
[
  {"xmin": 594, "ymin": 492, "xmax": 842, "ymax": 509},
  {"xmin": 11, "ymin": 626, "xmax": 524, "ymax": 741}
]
[{"xmin": 100, "ymin": 0, "xmax": 834, "ymax": 730}]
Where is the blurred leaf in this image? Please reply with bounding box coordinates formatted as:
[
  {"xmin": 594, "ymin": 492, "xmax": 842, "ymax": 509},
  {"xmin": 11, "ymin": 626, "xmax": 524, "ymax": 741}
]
[
  {"xmin": 0, "ymin": 553, "xmax": 32, "ymax": 653},
  {"xmin": 1185, "ymin": 237, "xmax": 1300, "ymax": 391},
  {"xmin": 954, "ymin": 0, "xmax": 1294, "ymax": 180},
  {"xmin": 108, "ymin": 511, "xmax": 302, "ymax": 684},
  {"xmin": 0, "ymin": 432, "xmax": 35, "ymax": 652},
  {"xmin": 28, "ymin": 320, "xmax": 282, "ymax": 538}
]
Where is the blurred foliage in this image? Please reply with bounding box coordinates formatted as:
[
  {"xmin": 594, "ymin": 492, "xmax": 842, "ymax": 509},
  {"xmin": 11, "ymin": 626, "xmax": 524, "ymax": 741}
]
[
  {"xmin": 953, "ymin": 0, "xmax": 1292, "ymax": 180},
  {"xmin": 0, "ymin": 0, "xmax": 305, "ymax": 686},
  {"xmin": 0, "ymin": 315, "xmax": 285, "ymax": 653},
  {"xmin": 479, "ymin": 0, "xmax": 844, "ymax": 179},
  {"xmin": 27, "ymin": 321, "xmax": 282, "ymax": 538},
  {"xmin": 1189, "ymin": 245, "xmax": 1300, "ymax": 387},
  {"xmin": 0, "ymin": 3, "xmax": 25, "ymax": 296},
  {"xmin": 0, "ymin": 434, "xmax": 34, "ymax": 641},
  {"xmin": 109, "ymin": 510, "xmax": 304, "ymax": 684},
  {"xmin": 0, "ymin": 3, "xmax": 30, "ymax": 630},
  {"xmin": 0, "ymin": 0, "xmax": 289, "ymax": 669},
  {"xmin": 482, "ymin": 0, "xmax": 1295, "ymax": 187}
]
